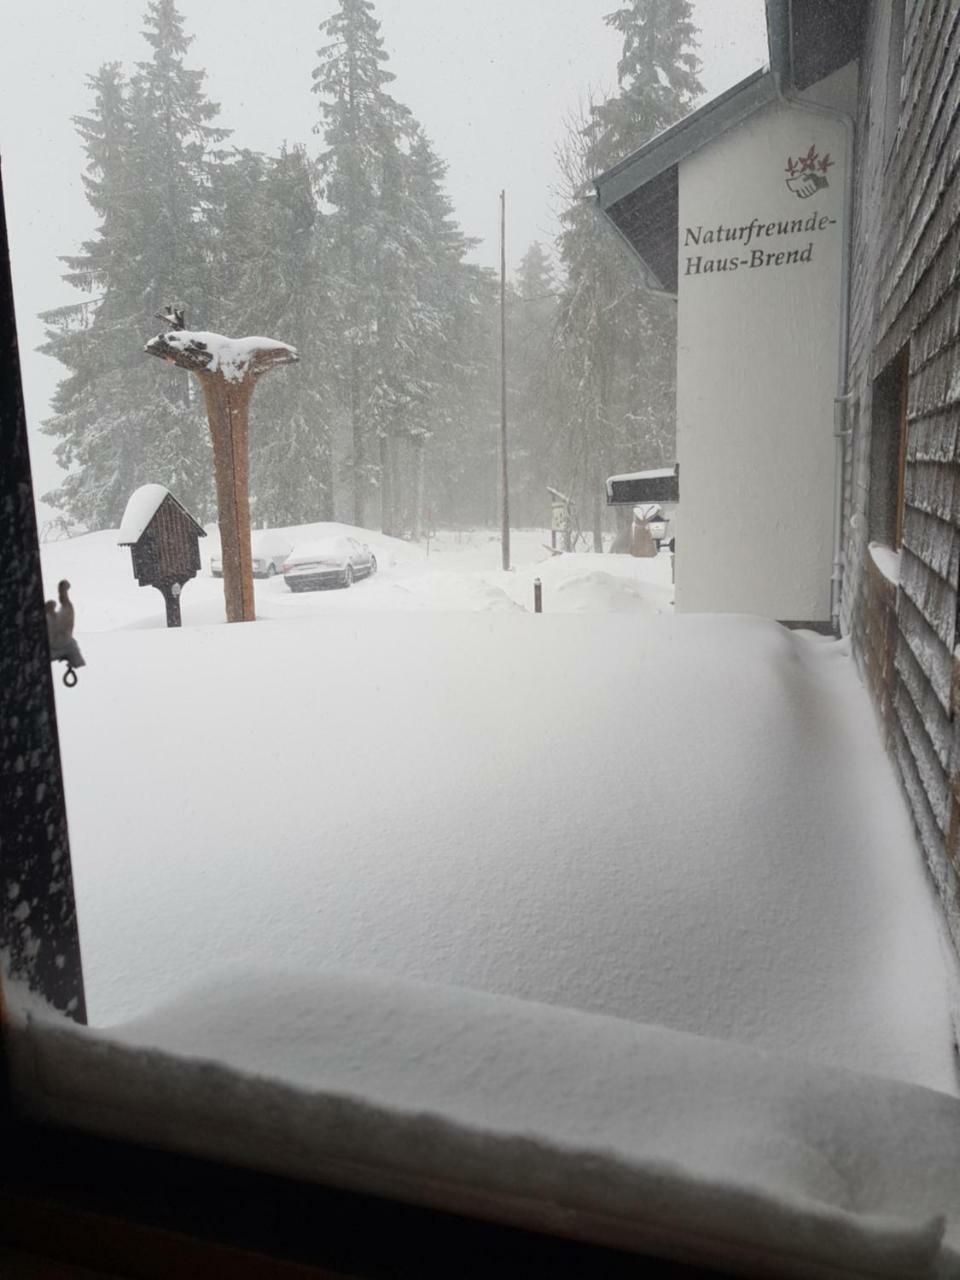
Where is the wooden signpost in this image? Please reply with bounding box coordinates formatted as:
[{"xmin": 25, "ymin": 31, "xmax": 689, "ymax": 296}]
[
  {"xmin": 145, "ymin": 311, "xmax": 298, "ymax": 623},
  {"xmin": 547, "ymin": 486, "xmax": 572, "ymax": 553}
]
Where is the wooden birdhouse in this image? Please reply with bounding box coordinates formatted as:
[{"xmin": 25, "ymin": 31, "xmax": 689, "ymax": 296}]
[{"xmin": 118, "ymin": 484, "xmax": 206, "ymax": 627}]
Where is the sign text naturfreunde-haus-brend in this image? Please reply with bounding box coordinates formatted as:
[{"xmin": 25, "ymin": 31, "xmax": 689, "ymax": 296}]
[{"xmin": 682, "ymin": 143, "xmax": 837, "ymax": 276}]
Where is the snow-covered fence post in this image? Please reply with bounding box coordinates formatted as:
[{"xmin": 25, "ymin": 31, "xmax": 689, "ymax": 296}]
[
  {"xmin": 145, "ymin": 315, "xmax": 299, "ymax": 623},
  {"xmin": 534, "ymin": 577, "xmax": 542, "ymax": 613}
]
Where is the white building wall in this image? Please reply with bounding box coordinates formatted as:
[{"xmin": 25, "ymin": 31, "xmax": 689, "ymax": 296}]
[{"xmin": 676, "ymin": 100, "xmax": 848, "ymax": 620}]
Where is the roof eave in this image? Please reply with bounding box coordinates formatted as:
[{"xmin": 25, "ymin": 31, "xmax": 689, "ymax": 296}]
[
  {"xmin": 595, "ymin": 68, "xmax": 777, "ymax": 215},
  {"xmin": 593, "ymin": 71, "xmax": 779, "ymax": 290}
]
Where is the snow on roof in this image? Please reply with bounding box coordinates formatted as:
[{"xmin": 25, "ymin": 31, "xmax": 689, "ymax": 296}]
[
  {"xmin": 117, "ymin": 484, "xmax": 206, "ymax": 545},
  {"xmin": 605, "ymin": 467, "xmax": 679, "ymax": 501},
  {"xmin": 7, "ymin": 971, "xmax": 960, "ymax": 1276},
  {"xmin": 153, "ymin": 330, "xmax": 298, "ymax": 383},
  {"xmin": 117, "ymin": 484, "xmax": 171, "ymax": 545},
  {"xmin": 607, "ymin": 467, "xmax": 676, "ymax": 483}
]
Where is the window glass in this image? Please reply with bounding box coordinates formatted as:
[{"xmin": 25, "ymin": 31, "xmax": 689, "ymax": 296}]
[
  {"xmin": 6, "ymin": 7, "xmax": 960, "ymax": 1271},
  {"xmin": 868, "ymin": 345, "xmax": 910, "ymax": 550}
]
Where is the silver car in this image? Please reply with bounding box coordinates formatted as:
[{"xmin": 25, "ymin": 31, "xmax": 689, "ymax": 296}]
[
  {"xmin": 211, "ymin": 532, "xmax": 293, "ymax": 579},
  {"xmin": 282, "ymin": 537, "xmax": 378, "ymax": 591}
]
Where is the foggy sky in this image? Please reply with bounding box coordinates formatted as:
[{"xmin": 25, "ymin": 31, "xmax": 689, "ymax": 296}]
[{"xmin": 0, "ymin": 1, "xmax": 767, "ymax": 518}]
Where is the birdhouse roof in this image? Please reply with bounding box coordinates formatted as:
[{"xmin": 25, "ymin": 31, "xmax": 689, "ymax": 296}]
[{"xmin": 117, "ymin": 484, "xmax": 206, "ymax": 545}]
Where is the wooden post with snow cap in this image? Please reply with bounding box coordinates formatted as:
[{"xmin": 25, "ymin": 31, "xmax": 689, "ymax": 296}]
[{"xmin": 145, "ymin": 312, "xmax": 299, "ymax": 623}]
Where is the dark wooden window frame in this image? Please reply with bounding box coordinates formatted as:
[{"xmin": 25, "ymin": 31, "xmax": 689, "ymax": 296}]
[
  {"xmin": 0, "ymin": 159, "xmax": 719, "ymax": 1278},
  {"xmin": 893, "ymin": 345, "xmax": 910, "ymax": 552},
  {"xmin": 868, "ymin": 343, "xmax": 910, "ymax": 552}
]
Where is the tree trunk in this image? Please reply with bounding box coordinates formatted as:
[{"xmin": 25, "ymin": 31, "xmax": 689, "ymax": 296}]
[
  {"xmin": 379, "ymin": 432, "xmax": 392, "ymax": 535},
  {"xmin": 351, "ymin": 343, "xmax": 365, "ymax": 528},
  {"xmin": 391, "ymin": 432, "xmax": 403, "ymax": 536},
  {"xmin": 319, "ymin": 418, "xmax": 335, "ymax": 521},
  {"xmin": 198, "ymin": 374, "xmax": 256, "ymax": 622},
  {"xmin": 412, "ymin": 436, "xmax": 425, "ymax": 541},
  {"xmin": 592, "ymin": 480, "xmax": 604, "ymax": 554}
]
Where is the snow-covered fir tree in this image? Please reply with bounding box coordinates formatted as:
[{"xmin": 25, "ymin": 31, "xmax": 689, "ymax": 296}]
[
  {"xmin": 555, "ymin": 0, "xmax": 703, "ymax": 547},
  {"xmin": 379, "ymin": 127, "xmax": 481, "ymax": 537},
  {"xmin": 312, "ymin": 0, "xmax": 408, "ymax": 529},
  {"xmin": 312, "ymin": 0, "xmax": 480, "ymax": 536},
  {"xmin": 509, "ymin": 242, "xmax": 561, "ymax": 526},
  {"xmin": 585, "ymin": 0, "xmax": 703, "ymax": 161},
  {"xmin": 214, "ymin": 146, "xmax": 337, "ymax": 526},
  {"xmin": 39, "ymin": 62, "xmax": 143, "ymax": 529},
  {"xmin": 41, "ymin": 0, "xmax": 228, "ymax": 529}
]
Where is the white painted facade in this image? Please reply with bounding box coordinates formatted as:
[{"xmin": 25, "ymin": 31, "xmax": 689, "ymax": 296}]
[{"xmin": 675, "ymin": 99, "xmax": 848, "ymax": 620}]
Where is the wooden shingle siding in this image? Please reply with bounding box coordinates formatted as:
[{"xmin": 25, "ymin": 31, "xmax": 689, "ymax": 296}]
[
  {"xmin": 904, "ymin": 505, "xmax": 960, "ymax": 582},
  {"xmin": 894, "ymin": 596, "xmax": 952, "ymax": 767},
  {"xmin": 893, "ymin": 711, "xmax": 955, "ymax": 897},
  {"xmin": 879, "ymin": 11, "xmax": 960, "ymax": 322},
  {"xmin": 840, "ymin": 5, "xmax": 895, "ymax": 638},
  {"xmin": 895, "ymin": 657, "xmax": 951, "ymax": 828},
  {"xmin": 898, "ymin": 532, "xmax": 955, "ymax": 656},
  {"xmin": 851, "ymin": 553, "xmax": 898, "ymax": 745},
  {"xmin": 843, "ymin": 0, "xmax": 960, "ymax": 953}
]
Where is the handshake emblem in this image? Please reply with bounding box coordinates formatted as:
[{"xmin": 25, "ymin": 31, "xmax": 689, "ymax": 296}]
[{"xmin": 785, "ymin": 144, "xmax": 833, "ymax": 199}]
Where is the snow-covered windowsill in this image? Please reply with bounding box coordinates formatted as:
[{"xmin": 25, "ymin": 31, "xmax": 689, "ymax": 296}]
[
  {"xmin": 868, "ymin": 541, "xmax": 902, "ymax": 586},
  {"xmin": 6, "ymin": 972, "xmax": 960, "ymax": 1280}
]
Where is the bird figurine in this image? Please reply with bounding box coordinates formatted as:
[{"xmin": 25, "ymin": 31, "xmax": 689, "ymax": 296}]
[{"xmin": 46, "ymin": 579, "xmax": 85, "ymax": 686}]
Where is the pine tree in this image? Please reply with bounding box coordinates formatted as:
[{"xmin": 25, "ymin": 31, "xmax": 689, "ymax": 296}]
[
  {"xmin": 41, "ymin": 1, "xmax": 229, "ymax": 529},
  {"xmin": 425, "ymin": 262, "xmax": 501, "ymax": 530},
  {"xmin": 313, "ymin": 1, "xmax": 482, "ymax": 537},
  {"xmin": 510, "ymin": 242, "xmax": 560, "ymax": 525},
  {"xmin": 381, "ymin": 127, "xmax": 478, "ymax": 537},
  {"xmin": 215, "ymin": 146, "xmax": 337, "ymax": 526},
  {"xmin": 586, "ymin": 0, "xmax": 703, "ymax": 164},
  {"xmin": 312, "ymin": 0, "xmax": 410, "ymax": 529},
  {"xmin": 39, "ymin": 63, "xmax": 144, "ymax": 528},
  {"xmin": 123, "ymin": 0, "xmax": 230, "ymax": 513},
  {"xmin": 555, "ymin": 1, "xmax": 702, "ymax": 548}
]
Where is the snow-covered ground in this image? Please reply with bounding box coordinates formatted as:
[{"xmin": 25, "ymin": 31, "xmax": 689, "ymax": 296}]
[
  {"xmin": 41, "ymin": 522, "xmax": 674, "ymax": 629},
  {"xmin": 22, "ymin": 521, "xmax": 960, "ymax": 1274},
  {"xmin": 40, "ymin": 523, "xmax": 956, "ymax": 1092}
]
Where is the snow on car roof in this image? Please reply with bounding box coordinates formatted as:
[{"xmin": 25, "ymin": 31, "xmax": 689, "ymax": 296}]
[{"xmin": 288, "ymin": 538, "xmax": 350, "ymax": 556}]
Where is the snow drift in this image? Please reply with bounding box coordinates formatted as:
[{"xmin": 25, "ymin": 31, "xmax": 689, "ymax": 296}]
[
  {"xmin": 20, "ymin": 526, "xmax": 960, "ymax": 1275},
  {"xmin": 51, "ymin": 603, "xmax": 956, "ymax": 1094},
  {"xmin": 8, "ymin": 970, "xmax": 960, "ymax": 1279}
]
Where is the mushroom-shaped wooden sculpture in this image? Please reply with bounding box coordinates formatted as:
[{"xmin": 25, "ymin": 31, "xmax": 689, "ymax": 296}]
[{"xmin": 145, "ymin": 314, "xmax": 299, "ymax": 623}]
